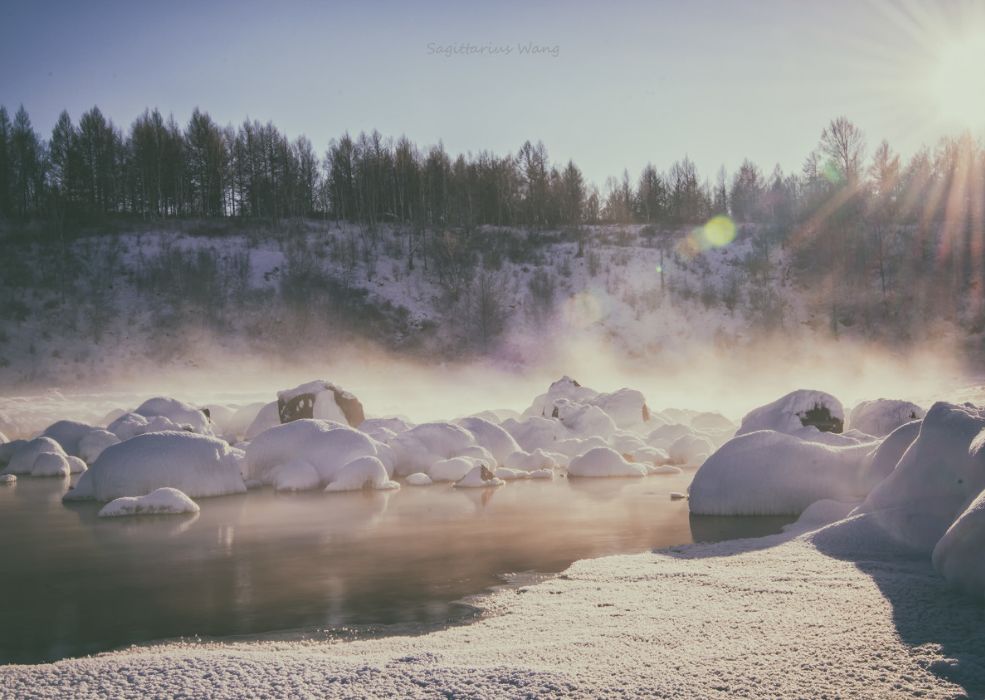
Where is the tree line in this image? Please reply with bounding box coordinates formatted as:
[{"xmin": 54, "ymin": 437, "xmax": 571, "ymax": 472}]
[{"xmin": 1, "ymin": 104, "xmax": 984, "ymax": 242}]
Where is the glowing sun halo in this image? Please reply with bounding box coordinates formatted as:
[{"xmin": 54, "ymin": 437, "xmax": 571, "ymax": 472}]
[{"xmin": 932, "ymin": 36, "xmax": 985, "ymax": 128}]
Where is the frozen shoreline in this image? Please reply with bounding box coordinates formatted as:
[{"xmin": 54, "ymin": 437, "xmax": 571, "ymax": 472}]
[{"xmin": 5, "ymin": 515, "xmax": 983, "ymax": 698}]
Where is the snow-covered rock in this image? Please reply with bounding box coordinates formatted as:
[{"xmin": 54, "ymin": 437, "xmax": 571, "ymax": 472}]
[
  {"xmin": 848, "ymin": 399, "xmax": 925, "ymax": 438},
  {"xmin": 0, "ymin": 474, "xmax": 16, "ymax": 484},
  {"xmin": 501, "ymin": 416, "xmax": 567, "ymax": 452},
  {"xmin": 245, "ymin": 419, "xmax": 382, "ymax": 486},
  {"xmin": 689, "ymin": 430, "xmax": 875, "ymax": 516},
  {"xmin": 325, "ymin": 456, "xmax": 399, "ymax": 492},
  {"xmin": 455, "ymin": 416, "xmax": 521, "ymax": 463},
  {"xmin": 389, "ymin": 422, "xmax": 477, "ymax": 476},
  {"xmin": 270, "ymin": 459, "xmax": 322, "ymax": 492},
  {"xmin": 645, "ymin": 423, "xmax": 695, "ymax": 449},
  {"xmin": 552, "ymin": 399, "xmax": 617, "ymax": 438},
  {"xmin": 553, "ymin": 435, "xmax": 608, "ymax": 458},
  {"xmin": 78, "ymin": 429, "xmax": 121, "ymax": 464},
  {"xmin": 405, "ymin": 472, "xmax": 433, "ymax": 486},
  {"xmin": 0, "ymin": 439, "xmax": 25, "ymax": 467},
  {"xmin": 454, "ymin": 464, "xmax": 504, "ymax": 488},
  {"xmin": 31, "ymin": 452, "xmax": 71, "ymax": 477},
  {"xmin": 430, "ymin": 457, "xmax": 477, "ymax": 482},
  {"xmin": 854, "ymin": 401, "xmax": 985, "ymax": 552},
  {"xmin": 106, "ymin": 412, "xmax": 151, "ymax": 441},
  {"xmin": 494, "ymin": 467, "xmax": 529, "ymax": 481},
  {"xmin": 524, "ymin": 376, "xmax": 599, "ymax": 418},
  {"xmin": 667, "ymin": 433, "xmax": 715, "ymax": 465},
  {"xmin": 134, "ymin": 397, "xmax": 213, "ymax": 434},
  {"xmin": 41, "ymin": 420, "xmax": 98, "ymax": 456},
  {"xmin": 932, "ymin": 490, "xmax": 985, "ymax": 600},
  {"xmin": 503, "ymin": 449, "xmax": 558, "ymax": 472},
  {"xmin": 224, "ymin": 401, "xmax": 268, "ymax": 440},
  {"xmin": 276, "ymin": 380, "xmax": 365, "ymax": 427},
  {"xmin": 590, "ymin": 388, "xmax": 652, "ymax": 431},
  {"xmin": 98, "ymin": 488, "xmax": 200, "ymax": 518},
  {"xmin": 690, "ymin": 412, "xmax": 735, "ymax": 434},
  {"xmin": 2, "ymin": 437, "xmax": 66, "ymax": 475},
  {"xmin": 859, "ymin": 419, "xmax": 920, "ymax": 486},
  {"xmin": 64, "ymin": 431, "xmax": 246, "ymax": 502},
  {"xmin": 737, "ymin": 390, "xmax": 845, "ymax": 436},
  {"xmin": 359, "ymin": 417, "xmax": 414, "ymax": 443},
  {"xmin": 244, "ymin": 401, "xmax": 280, "ymax": 440},
  {"xmin": 567, "ymin": 447, "xmax": 648, "ymax": 478}
]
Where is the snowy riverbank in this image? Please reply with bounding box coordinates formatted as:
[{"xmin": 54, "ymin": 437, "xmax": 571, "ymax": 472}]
[{"xmin": 4, "ymin": 511, "xmax": 984, "ymax": 699}]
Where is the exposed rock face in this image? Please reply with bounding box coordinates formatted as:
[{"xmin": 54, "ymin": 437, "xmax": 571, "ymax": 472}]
[{"xmin": 799, "ymin": 403, "xmax": 844, "ymax": 433}]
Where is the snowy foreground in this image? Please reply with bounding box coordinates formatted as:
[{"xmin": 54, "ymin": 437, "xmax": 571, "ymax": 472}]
[
  {"xmin": 2, "ymin": 379, "xmax": 985, "ymax": 696},
  {"xmin": 3, "ymin": 514, "xmax": 984, "ymax": 698}
]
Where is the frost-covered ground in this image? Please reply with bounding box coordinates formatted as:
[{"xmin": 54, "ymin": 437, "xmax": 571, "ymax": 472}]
[{"xmin": 3, "ymin": 517, "xmax": 983, "ymax": 698}]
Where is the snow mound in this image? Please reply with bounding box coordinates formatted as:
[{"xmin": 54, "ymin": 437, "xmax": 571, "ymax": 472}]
[
  {"xmin": 524, "ymin": 376, "xmax": 598, "ymax": 418},
  {"xmin": 245, "ymin": 419, "xmax": 382, "ymax": 486},
  {"xmin": 223, "ymin": 402, "xmax": 267, "ymax": 440},
  {"xmin": 590, "ymin": 388, "xmax": 652, "ymax": 431},
  {"xmin": 849, "ymin": 399, "xmax": 925, "ymax": 438},
  {"xmin": 78, "ymin": 429, "xmax": 121, "ymax": 464},
  {"xmin": 325, "ymin": 456, "xmax": 399, "ymax": 492},
  {"xmin": 0, "ymin": 474, "xmax": 15, "ymax": 484},
  {"xmin": 270, "ymin": 459, "xmax": 322, "ymax": 492},
  {"xmin": 527, "ymin": 468, "xmax": 555, "ymax": 479},
  {"xmin": 64, "ymin": 431, "xmax": 246, "ymax": 502},
  {"xmin": 430, "ymin": 457, "xmax": 478, "ymax": 482},
  {"xmin": 0, "ymin": 439, "xmax": 25, "ymax": 467},
  {"xmin": 689, "ymin": 430, "xmax": 875, "ymax": 516},
  {"xmin": 737, "ymin": 389, "xmax": 845, "ymax": 436},
  {"xmin": 455, "ymin": 416, "xmax": 521, "ymax": 463},
  {"xmin": 690, "ymin": 411, "xmax": 735, "ymax": 433},
  {"xmin": 244, "ymin": 401, "xmax": 280, "ymax": 440},
  {"xmin": 567, "ymin": 447, "xmax": 648, "ymax": 478},
  {"xmin": 405, "ymin": 472, "xmax": 433, "ymax": 486},
  {"xmin": 2, "ymin": 437, "xmax": 66, "ymax": 475},
  {"xmin": 645, "ymin": 423, "xmax": 695, "ymax": 449},
  {"xmin": 31, "ymin": 452, "xmax": 71, "ymax": 477},
  {"xmin": 501, "ymin": 416, "xmax": 567, "ymax": 452},
  {"xmin": 454, "ymin": 464, "xmax": 504, "ymax": 488},
  {"xmin": 389, "ymin": 422, "xmax": 477, "ymax": 476},
  {"xmin": 106, "ymin": 412, "xmax": 151, "ymax": 441},
  {"xmin": 98, "ymin": 487, "xmax": 200, "ymax": 518},
  {"xmin": 932, "ymin": 490, "xmax": 985, "ymax": 600},
  {"xmin": 134, "ymin": 397, "xmax": 213, "ymax": 434},
  {"xmin": 861, "ymin": 419, "xmax": 921, "ymax": 485},
  {"xmin": 494, "ymin": 467, "xmax": 529, "ymax": 481},
  {"xmin": 40, "ymin": 420, "xmax": 98, "ymax": 456},
  {"xmin": 854, "ymin": 401, "xmax": 985, "ymax": 552},
  {"xmin": 667, "ymin": 433, "xmax": 715, "ymax": 465},
  {"xmin": 503, "ymin": 449, "xmax": 558, "ymax": 472}
]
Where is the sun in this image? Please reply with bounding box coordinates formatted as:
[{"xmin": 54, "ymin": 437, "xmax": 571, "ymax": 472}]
[{"xmin": 932, "ymin": 35, "xmax": 985, "ymax": 128}]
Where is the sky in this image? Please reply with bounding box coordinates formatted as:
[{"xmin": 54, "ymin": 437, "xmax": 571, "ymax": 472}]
[{"xmin": 1, "ymin": 0, "xmax": 984, "ymax": 188}]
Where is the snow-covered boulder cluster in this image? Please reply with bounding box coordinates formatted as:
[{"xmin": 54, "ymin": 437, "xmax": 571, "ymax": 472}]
[
  {"xmin": 98, "ymin": 487, "xmax": 200, "ymax": 518},
  {"xmin": 691, "ymin": 391, "xmax": 985, "ymax": 602}
]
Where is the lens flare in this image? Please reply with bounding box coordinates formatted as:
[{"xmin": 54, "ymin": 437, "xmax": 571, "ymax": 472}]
[{"xmin": 703, "ymin": 215, "xmax": 737, "ymax": 247}]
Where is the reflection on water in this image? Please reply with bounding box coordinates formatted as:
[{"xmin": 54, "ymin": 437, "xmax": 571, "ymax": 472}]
[{"xmin": 0, "ymin": 472, "xmax": 788, "ymax": 664}]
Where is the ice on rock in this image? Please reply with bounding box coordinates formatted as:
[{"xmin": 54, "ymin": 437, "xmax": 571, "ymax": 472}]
[
  {"xmin": 78, "ymin": 429, "xmax": 121, "ymax": 464},
  {"xmin": 31, "ymin": 452, "xmax": 71, "ymax": 477},
  {"xmin": 454, "ymin": 464, "xmax": 505, "ymax": 488},
  {"xmin": 501, "ymin": 416, "xmax": 568, "ymax": 452},
  {"xmin": 98, "ymin": 487, "xmax": 200, "ymax": 518},
  {"xmin": 2, "ymin": 437, "xmax": 66, "ymax": 475},
  {"xmin": 853, "ymin": 401, "xmax": 985, "ymax": 553},
  {"xmin": 455, "ymin": 416, "xmax": 521, "ymax": 463},
  {"xmin": 667, "ymin": 433, "xmax": 715, "ymax": 465},
  {"xmin": 430, "ymin": 457, "xmax": 478, "ymax": 482},
  {"xmin": 503, "ymin": 449, "xmax": 558, "ymax": 472},
  {"xmin": 245, "ymin": 419, "xmax": 383, "ymax": 486},
  {"xmin": 688, "ymin": 430, "xmax": 876, "ymax": 516},
  {"xmin": 134, "ymin": 397, "xmax": 213, "ymax": 435},
  {"xmin": 737, "ymin": 389, "xmax": 845, "ymax": 436},
  {"xmin": 848, "ymin": 399, "xmax": 925, "ymax": 438},
  {"xmin": 326, "ymin": 456, "xmax": 399, "ymax": 492},
  {"xmin": 932, "ymin": 490, "xmax": 985, "ymax": 600},
  {"xmin": 64, "ymin": 431, "xmax": 246, "ymax": 502},
  {"xmin": 567, "ymin": 447, "xmax": 648, "ymax": 478},
  {"xmin": 389, "ymin": 422, "xmax": 477, "ymax": 476},
  {"xmin": 405, "ymin": 472, "xmax": 433, "ymax": 486},
  {"xmin": 270, "ymin": 459, "xmax": 322, "ymax": 492},
  {"xmin": 40, "ymin": 420, "xmax": 99, "ymax": 456}
]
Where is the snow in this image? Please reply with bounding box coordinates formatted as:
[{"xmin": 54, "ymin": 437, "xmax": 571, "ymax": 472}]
[
  {"xmin": 690, "ymin": 411, "xmax": 735, "ymax": 433},
  {"xmin": 849, "ymin": 398, "xmax": 926, "ymax": 437},
  {"xmin": 0, "ymin": 474, "xmax": 15, "ymax": 484},
  {"xmin": 854, "ymin": 401, "xmax": 985, "ymax": 553},
  {"xmin": 77, "ymin": 429, "xmax": 121, "ymax": 463},
  {"xmin": 106, "ymin": 412, "xmax": 151, "ymax": 441},
  {"xmin": 736, "ymin": 389, "xmax": 845, "ymax": 436},
  {"xmin": 64, "ymin": 431, "xmax": 246, "ymax": 502},
  {"xmin": 244, "ymin": 401, "xmax": 280, "ymax": 440},
  {"xmin": 223, "ymin": 401, "xmax": 267, "ymax": 440},
  {"xmin": 404, "ymin": 472, "xmax": 433, "ymax": 486},
  {"xmin": 244, "ymin": 419, "xmax": 383, "ymax": 486},
  {"xmin": 454, "ymin": 464, "xmax": 505, "ymax": 488},
  {"xmin": 454, "ymin": 416, "xmax": 521, "ymax": 463},
  {"xmin": 0, "ymin": 439, "xmax": 23, "ymax": 467},
  {"xmin": 40, "ymin": 420, "xmax": 98, "ymax": 456},
  {"xmin": 501, "ymin": 415, "xmax": 567, "ymax": 452},
  {"xmin": 269, "ymin": 459, "xmax": 322, "ymax": 492},
  {"xmin": 503, "ymin": 448, "xmax": 559, "ymax": 472},
  {"xmin": 860, "ymin": 419, "xmax": 921, "ymax": 485},
  {"xmin": 933, "ymin": 490, "xmax": 985, "ymax": 600},
  {"xmin": 1, "ymin": 437, "xmax": 66, "ymax": 475},
  {"xmin": 325, "ymin": 456, "xmax": 399, "ymax": 492},
  {"xmin": 276, "ymin": 379, "xmax": 360, "ymax": 426},
  {"xmin": 567, "ymin": 447, "xmax": 648, "ymax": 478},
  {"xmin": 389, "ymin": 422, "xmax": 477, "ymax": 476},
  {"xmin": 429, "ymin": 457, "xmax": 477, "ymax": 482},
  {"xmin": 493, "ymin": 467, "xmax": 529, "ymax": 480},
  {"xmin": 30, "ymin": 452, "xmax": 71, "ymax": 478},
  {"xmin": 134, "ymin": 396, "xmax": 213, "ymax": 434},
  {"xmin": 689, "ymin": 430, "xmax": 875, "ymax": 515},
  {"xmin": 666, "ymin": 433, "xmax": 715, "ymax": 465},
  {"xmin": 97, "ymin": 487, "xmax": 200, "ymax": 518}
]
